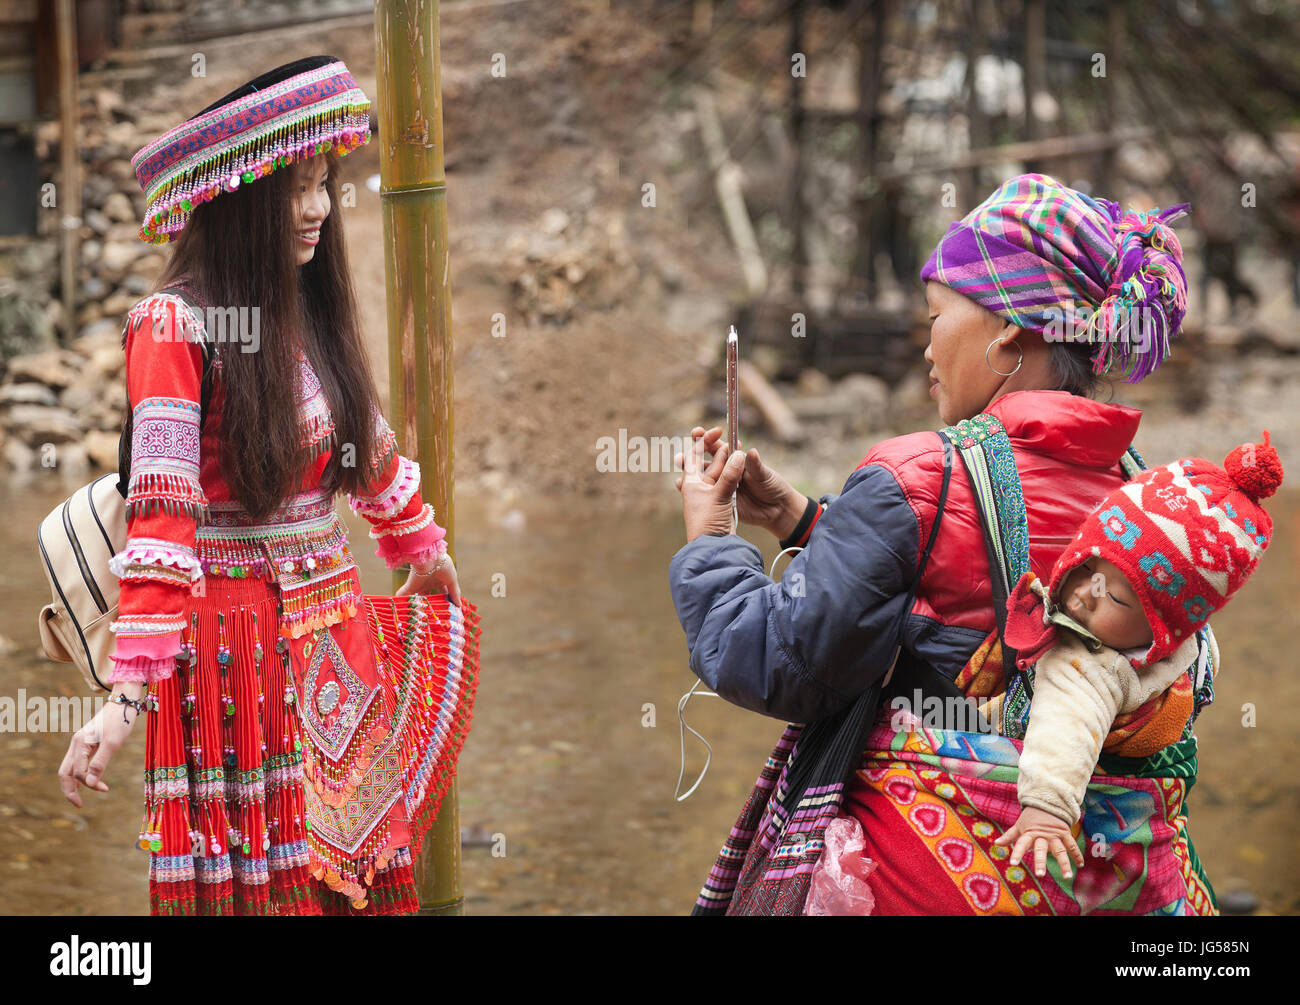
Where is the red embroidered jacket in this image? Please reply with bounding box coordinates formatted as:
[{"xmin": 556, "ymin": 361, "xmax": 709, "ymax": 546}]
[{"xmin": 108, "ymin": 291, "xmax": 447, "ymax": 683}]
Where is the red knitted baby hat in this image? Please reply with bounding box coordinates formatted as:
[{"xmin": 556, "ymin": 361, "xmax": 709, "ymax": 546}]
[{"xmin": 1045, "ymin": 432, "xmax": 1283, "ymax": 668}]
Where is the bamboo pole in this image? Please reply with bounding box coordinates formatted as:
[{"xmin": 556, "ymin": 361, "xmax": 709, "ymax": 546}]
[
  {"xmin": 1022, "ymin": 0, "xmax": 1047, "ymax": 176},
  {"xmin": 373, "ymin": 0, "xmax": 462, "ymax": 916},
  {"xmin": 55, "ymin": 0, "xmax": 80, "ymax": 343}
]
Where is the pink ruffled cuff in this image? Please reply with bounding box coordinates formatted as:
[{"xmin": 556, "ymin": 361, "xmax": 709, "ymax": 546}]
[
  {"xmin": 347, "ymin": 455, "xmax": 421, "ymax": 521},
  {"xmin": 375, "ymin": 523, "xmax": 448, "ymax": 571},
  {"xmin": 109, "ymin": 631, "xmax": 182, "ymax": 684}
]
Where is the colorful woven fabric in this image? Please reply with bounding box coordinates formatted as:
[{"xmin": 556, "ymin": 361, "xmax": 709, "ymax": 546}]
[
  {"xmin": 841, "ymin": 715, "xmax": 1216, "ymax": 916},
  {"xmin": 693, "ymin": 624, "xmax": 1217, "ymax": 916},
  {"xmin": 131, "ymin": 56, "xmax": 371, "ymax": 243},
  {"xmin": 920, "ymin": 173, "xmax": 1190, "ymax": 381},
  {"xmin": 1040, "ymin": 433, "xmax": 1282, "ymax": 667}
]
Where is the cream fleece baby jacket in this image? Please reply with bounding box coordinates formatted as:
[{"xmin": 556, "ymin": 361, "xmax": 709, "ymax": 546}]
[{"xmin": 1012, "ymin": 629, "xmax": 1200, "ymax": 825}]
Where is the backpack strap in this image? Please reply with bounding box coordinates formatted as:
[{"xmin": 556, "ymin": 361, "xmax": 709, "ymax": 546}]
[{"xmin": 116, "ymin": 286, "xmax": 215, "ymax": 500}]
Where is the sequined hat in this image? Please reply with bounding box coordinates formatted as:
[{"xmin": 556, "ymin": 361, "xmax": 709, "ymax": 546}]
[{"xmin": 130, "ymin": 55, "xmax": 372, "ymax": 244}]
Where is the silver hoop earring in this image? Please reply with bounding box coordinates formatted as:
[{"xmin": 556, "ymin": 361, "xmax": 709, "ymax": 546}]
[{"xmin": 986, "ymin": 336, "xmax": 1024, "ymax": 376}]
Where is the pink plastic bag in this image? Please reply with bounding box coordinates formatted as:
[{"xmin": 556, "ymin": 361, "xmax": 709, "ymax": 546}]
[{"xmin": 803, "ymin": 814, "xmax": 878, "ymax": 916}]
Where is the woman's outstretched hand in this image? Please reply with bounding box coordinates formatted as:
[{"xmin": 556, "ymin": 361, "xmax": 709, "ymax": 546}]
[
  {"xmin": 397, "ymin": 552, "xmax": 462, "ymax": 606},
  {"xmin": 59, "ymin": 688, "xmax": 141, "ymax": 807},
  {"xmin": 674, "ymin": 426, "xmax": 806, "ymax": 540}
]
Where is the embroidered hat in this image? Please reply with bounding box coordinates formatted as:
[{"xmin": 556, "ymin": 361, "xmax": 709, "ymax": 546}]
[
  {"xmin": 1008, "ymin": 432, "xmax": 1284, "ymax": 671},
  {"xmin": 920, "ymin": 173, "xmax": 1190, "ymax": 382},
  {"xmin": 130, "ymin": 55, "xmax": 372, "ymax": 244}
]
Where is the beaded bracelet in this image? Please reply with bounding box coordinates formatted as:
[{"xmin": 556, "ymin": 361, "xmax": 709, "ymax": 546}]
[{"xmin": 411, "ymin": 551, "xmax": 451, "ymax": 576}]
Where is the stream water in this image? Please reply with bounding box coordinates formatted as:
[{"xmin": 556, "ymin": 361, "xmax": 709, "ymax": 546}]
[{"xmin": 1, "ymin": 472, "xmax": 1296, "ymax": 915}]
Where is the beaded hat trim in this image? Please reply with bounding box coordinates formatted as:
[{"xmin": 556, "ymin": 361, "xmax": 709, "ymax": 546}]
[{"xmin": 130, "ymin": 57, "xmax": 372, "ymax": 244}]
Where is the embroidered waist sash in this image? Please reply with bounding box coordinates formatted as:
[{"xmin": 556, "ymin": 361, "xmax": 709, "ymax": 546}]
[{"xmin": 197, "ymin": 489, "xmax": 361, "ymax": 639}]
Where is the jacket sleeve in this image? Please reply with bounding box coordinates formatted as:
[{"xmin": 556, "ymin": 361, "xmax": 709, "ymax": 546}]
[
  {"xmin": 344, "ymin": 406, "xmax": 447, "ymax": 569},
  {"xmin": 668, "ymin": 463, "xmax": 919, "ymax": 723},
  {"xmin": 1016, "ymin": 636, "xmax": 1124, "ymax": 825},
  {"xmin": 108, "ymin": 294, "xmax": 209, "ymax": 684}
]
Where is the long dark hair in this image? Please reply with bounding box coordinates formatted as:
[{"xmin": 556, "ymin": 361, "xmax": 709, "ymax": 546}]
[{"xmin": 153, "ymin": 150, "xmax": 381, "ymax": 520}]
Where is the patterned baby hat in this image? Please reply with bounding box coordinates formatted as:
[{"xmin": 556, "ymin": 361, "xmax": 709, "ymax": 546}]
[{"xmin": 1044, "ymin": 432, "xmax": 1283, "ymax": 668}]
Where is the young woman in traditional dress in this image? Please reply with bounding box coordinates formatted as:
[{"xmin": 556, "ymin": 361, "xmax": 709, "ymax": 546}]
[{"xmin": 57, "ymin": 56, "xmax": 481, "ymax": 916}]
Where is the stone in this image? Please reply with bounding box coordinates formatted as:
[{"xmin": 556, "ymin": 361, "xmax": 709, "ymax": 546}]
[
  {"xmin": 540, "ymin": 208, "xmax": 570, "ymax": 236},
  {"xmin": 84, "ymin": 208, "xmax": 111, "ymax": 236},
  {"xmin": 80, "ymin": 277, "xmax": 108, "ymax": 300},
  {"xmin": 3, "ymin": 436, "xmax": 35, "ymax": 472},
  {"xmin": 53, "ymin": 442, "xmax": 90, "ymax": 477},
  {"xmin": 92, "ymin": 88, "xmax": 123, "ymax": 117},
  {"xmin": 59, "ymin": 382, "xmax": 97, "ymax": 414},
  {"xmin": 134, "ymin": 252, "xmax": 165, "ymax": 277},
  {"xmin": 1217, "ymin": 888, "xmax": 1259, "ymax": 915},
  {"xmin": 102, "ymin": 291, "xmax": 137, "ymax": 318},
  {"xmin": 104, "ymin": 159, "xmax": 136, "ymax": 184},
  {"xmin": 82, "ymin": 429, "xmax": 121, "ymax": 471},
  {"xmin": 16, "ymin": 242, "xmax": 58, "ymax": 278},
  {"xmin": 74, "ymin": 319, "xmax": 121, "ymax": 349},
  {"xmin": 795, "ymin": 368, "xmax": 832, "ymax": 396},
  {"xmin": 100, "ymin": 241, "xmax": 141, "ymax": 279},
  {"xmin": 121, "ymin": 273, "xmax": 152, "ymax": 296},
  {"xmin": 81, "ymin": 239, "xmax": 103, "ymax": 267},
  {"xmin": 4, "ymin": 404, "xmax": 83, "ymax": 445},
  {"xmin": 83, "ymin": 174, "xmax": 113, "ymax": 207},
  {"xmin": 839, "ymin": 373, "xmax": 891, "ymax": 429},
  {"xmin": 76, "ymin": 302, "xmax": 104, "ymax": 328},
  {"xmin": 105, "ymin": 121, "xmax": 138, "ymax": 151},
  {"xmin": 5, "ymin": 350, "xmax": 81, "ymax": 389},
  {"xmin": 0, "ymin": 383, "xmax": 58, "ymax": 408},
  {"xmin": 102, "ymin": 192, "xmax": 134, "ymax": 223},
  {"xmin": 106, "ymin": 222, "xmax": 140, "ymax": 245},
  {"xmin": 85, "ymin": 345, "xmax": 125, "ymax": 377}
]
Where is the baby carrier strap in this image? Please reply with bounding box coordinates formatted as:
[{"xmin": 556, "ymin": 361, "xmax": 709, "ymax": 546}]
[
  {"xmin": 940, "ymin": 413, "xmax": 1149, "ymax": 738},
  {"xmin": 116, "ymin": 284, "xmax": 216, "ymax": 501}
]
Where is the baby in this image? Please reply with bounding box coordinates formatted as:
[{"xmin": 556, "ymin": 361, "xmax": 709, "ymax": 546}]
[{"xmin": 990, "ymin": 432, "xmax": 1283, "ymax": 879}]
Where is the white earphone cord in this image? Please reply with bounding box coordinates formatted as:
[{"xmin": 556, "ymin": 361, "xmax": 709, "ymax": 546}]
[{"xmin": 674, "ymin": 545, "xmax": 804, "ymax": 802}]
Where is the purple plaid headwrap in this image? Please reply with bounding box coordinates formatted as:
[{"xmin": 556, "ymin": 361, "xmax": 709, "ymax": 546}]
[{"xmin": 919, "ymin": 173, "xmax": 1191, "ymax": 382}]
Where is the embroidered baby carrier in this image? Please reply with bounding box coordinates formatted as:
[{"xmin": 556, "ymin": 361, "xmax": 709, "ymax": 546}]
[{"xmin": 693, "ymin": 413, "xmax": 1219, "ymax": 916}]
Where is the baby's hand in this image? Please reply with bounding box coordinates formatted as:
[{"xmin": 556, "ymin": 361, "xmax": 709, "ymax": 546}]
[{"xmin": 995, "ymin": 806, "xmax": 1086, "ymax": 879}]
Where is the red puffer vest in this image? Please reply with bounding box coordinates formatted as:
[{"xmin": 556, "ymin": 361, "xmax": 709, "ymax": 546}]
[{"xmin": 861, "ymin": 389, "xmax": 1142, "ymax": 638}]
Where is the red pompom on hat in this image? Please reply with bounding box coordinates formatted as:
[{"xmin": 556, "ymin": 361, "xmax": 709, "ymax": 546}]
[
  {"xmin": 1035, "ymin": 432, "xmax": 1283, "ymax": 669},
  {"xmin": 1224, "ymin": 430, "xmax": 1284, "ymax": 502}
]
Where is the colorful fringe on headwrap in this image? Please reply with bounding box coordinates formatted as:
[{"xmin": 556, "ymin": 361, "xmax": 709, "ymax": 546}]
[
  {"xmin": 919, "ymin": 173, "xmax": 1190, "ymax": 382},
  {"xmin": 131, "ymin": 55, "xmax": 372, "ymax": 244}
]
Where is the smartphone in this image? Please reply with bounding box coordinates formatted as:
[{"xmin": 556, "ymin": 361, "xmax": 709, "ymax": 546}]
[
  {"xmin": 726, "ymin": 325, "xmax": 739, "ymax": 455},
  {"xmin": 726, "ymin": 325, "xmax": 739, "ymax": 532}
]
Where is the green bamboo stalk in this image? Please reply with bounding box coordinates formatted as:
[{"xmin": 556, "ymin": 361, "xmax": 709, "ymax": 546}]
[{"xmin": 374, "ymin": 0, "xmax": 461, "ymax": 916}]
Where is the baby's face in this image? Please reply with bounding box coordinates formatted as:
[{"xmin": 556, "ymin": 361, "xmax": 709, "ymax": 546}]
[{"xmin": 1056, "ymin": 557, "xmax": 1154, "ymax": 652}]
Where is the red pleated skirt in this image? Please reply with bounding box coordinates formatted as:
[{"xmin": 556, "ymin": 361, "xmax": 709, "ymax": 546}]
[{"xmin": 140, "ymin": 571, "xmax": 480, "ymax": 916}]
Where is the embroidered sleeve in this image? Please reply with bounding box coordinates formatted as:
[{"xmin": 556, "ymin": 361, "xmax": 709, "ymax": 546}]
[
  {"xmin": 108, "ymin": 293, "xmax": 209, "ymax": 684},
  {"xmin": 344, "ymin": 405, "xmax": 447, "ymax": 570}
]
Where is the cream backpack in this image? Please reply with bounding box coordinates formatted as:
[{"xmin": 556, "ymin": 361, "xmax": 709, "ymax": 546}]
[{"xmin": 36, "ymin": 286, "xmax": 212, "ymax": 692}]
